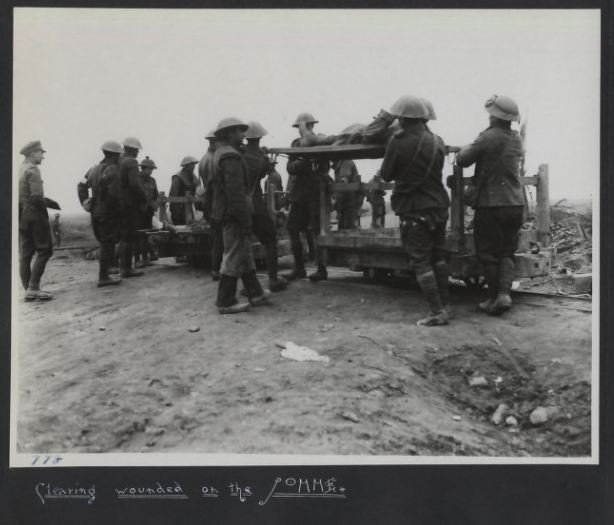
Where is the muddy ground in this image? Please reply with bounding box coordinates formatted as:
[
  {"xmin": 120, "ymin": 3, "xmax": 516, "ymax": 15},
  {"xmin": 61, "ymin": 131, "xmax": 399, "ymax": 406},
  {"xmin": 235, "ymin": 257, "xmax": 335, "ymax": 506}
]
[{"xmin": 15, "ymin": 250, "xmax": 592, "ymax": 458}]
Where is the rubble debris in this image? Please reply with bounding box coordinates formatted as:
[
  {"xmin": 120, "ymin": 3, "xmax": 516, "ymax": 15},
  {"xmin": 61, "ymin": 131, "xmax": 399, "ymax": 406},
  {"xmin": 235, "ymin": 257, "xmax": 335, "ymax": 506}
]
[
  {"xmin": 280, "ymin": 342, "xmax": 330, "ymax": 363},
  {"xmin": 188, "ymin": 326, "xmax": 200, "ymax": 333},
  {"xmin": 505, "ymin": 416, "xmax": 519, "ymax": 426},
  {"xmin": 529, "ymin": 406, "xmax": 550, "ymax": 425},
  {"xmin": 341, "ymin": 411, "xmax": 360, "ymax": 423},
  {"xmin": 491, "ymin": 403, "xmax": 509, "ymax": 426},
  {"xmin": 452, "ymin": 415, "xmax": 462, "ymax": 421},
  {"xmin": 468, "ymin": 376, "xmax": 488, "ymax": 387}
]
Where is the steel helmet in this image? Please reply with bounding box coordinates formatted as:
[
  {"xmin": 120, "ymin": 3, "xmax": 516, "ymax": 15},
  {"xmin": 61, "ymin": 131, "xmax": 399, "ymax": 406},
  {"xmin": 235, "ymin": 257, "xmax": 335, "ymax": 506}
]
[
  {"xmin": 484, "ymin": 95, "xmax": 520, "ymax": 121},
  {"xmin": 389, "ymin": 95, "xmax": 429, "ymax": 119},
  {"xmin": 101, "ymin": 140, "xmax": 123, "ymax": 154},
  {"xmin": 245, "ymin": 121, "xmax": 268, "ymax": 139},
  {"xmin": 122, "ymin": 137, "xmax": 143, "ymax": 150},
  {"xmin": 140, "ymin": 156, "xmax": 157, "ymax": 169},
  {"xmin": 205, "ymin": 129, "xmax": 217, "ymax": 140},
  {"xmin": 292, "ymin": 112, "xmax": 318, "ymax": 128},
  {"xmin": 214, "ymin": 117, "xmax": 249, "ymax": 137},
  {"xmin": 180, "ymin": 155, "xmax": 199, "ymax": 167},
  {"xmin": 420, "ymin": 98, "xmax": 437, "ymax": 120}
]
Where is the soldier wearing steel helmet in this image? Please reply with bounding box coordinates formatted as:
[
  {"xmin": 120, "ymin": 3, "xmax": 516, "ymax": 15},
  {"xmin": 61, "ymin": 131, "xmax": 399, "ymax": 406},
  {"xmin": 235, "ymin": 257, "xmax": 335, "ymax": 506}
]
[
  {"xmin": 283, "ymin": 112, "xmax": 335, "ymax": 282},
  {"xmin": 18, "ymin": 140, "xmax": 55, "ymax": 301},
  {"xmin": 210, "ymin": 117, "xmax": 271, "ymax": 314},
  {"xmin": 78, "ymin": 140, "xmax": 124, "ymax": 286},
  {"xmin": 117, "ymin": 137, "xmax": 148, "ymax": 277},
  {"xmin": 243, "ymin": 121, "xmax": 288, "ymax": 292},
  {"xmin": 169, "ymin": 155, "xmax": 200, "ymax": 226},
  {"xmin": 134, "ymin": 156, "xmax": 159, "ymax": 267},
  {"xmin": 199, "ymin": 129, "xmax": 223, "ymax": 280},
  {"xmin": 380, "ymin": 95, "xmax": 451, "ymax": 327},
  {"xmin": 456, "ymin": 95, "xmax": 525, "ymax": 316}
]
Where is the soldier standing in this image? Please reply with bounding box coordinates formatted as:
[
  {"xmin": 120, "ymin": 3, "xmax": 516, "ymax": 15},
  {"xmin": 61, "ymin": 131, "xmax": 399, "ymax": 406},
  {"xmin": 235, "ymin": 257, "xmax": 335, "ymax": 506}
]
[
  {"xmin": 283, "ymin": 112, "xmax": 335, "ymax": 282},
  {"xmin": 456, "ymin": 95, "xmax": 524, "ymax": 315},
  {"xmin": 333, "ymin": 160, "xmax": 360, "ymax": 230},
  {"xmin": 380, "ymin": 96, "xmax": 451, "ymax": 326},
  {"xmin": 264, "ymin": 158, "xmax": 284, "ymax": 211},
  {"xmin": 366, "ymin": 172, "xmax": 386, "ymax": 228},
  {"xmin": 135, "ymin": 156, "xmax": 159, "ymax": 267},
  {"xmin": 118, "ymin": 137, "xmax": 147, "ymax": 278},
  {"xmin": 243, "ymin": 121, "xmax": 288, "ymax": 292},
  {"xmin": 210, "ymin": 117, "xmax": 270, "ymax": 314},
  {"xmin": 199, "ymin": 129, "xmax": 223, "ymax": 281},
  {"xmin": 78, "ymin": 140, "xmax": 123, "ymax": 287},
  {"xmin": 169, "ymin": 156, "xmax": 200, "ymax": 225},
  {"xmin": 18, "ymin": 140, "xmax": 54, "ymax": 301},
  {"xmin": 50, "ymin": 213, "xmax": 62, "ymax": 247}
]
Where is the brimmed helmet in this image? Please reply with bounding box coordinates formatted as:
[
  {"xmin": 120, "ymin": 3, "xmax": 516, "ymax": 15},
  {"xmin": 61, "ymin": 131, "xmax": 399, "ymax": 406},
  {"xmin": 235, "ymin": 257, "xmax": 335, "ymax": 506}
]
[
  {"xmin": 214, "ymin": 117, "xmax": 249, "ymax": 137},
  {"xmin": 420, "ymin": 98, "xmax": 437, "ymax": 120},
  {"xmin": 101, "ymin": 140, "xmax": 123, "ymax": 154},
  {"xmin": 484, "ymin": 95, "xmax": 520, "ymax": 121},
  {"xmin": 122, "ymin": 137, "xmax": 143, "ymax": 150},
  {"xmin": 180, "ymin": 155, "xmax": 199, "ymax": 167},
  {"xmin": 205, "ymin": 129, "xmax": 217, "ymax": 140},
  {"xmin": 389, "ymin": 96, "xmax": 429, "ymax": 119},
  {"xmin": 140, "ymin": 156, "xmax": 157, "ymax": 169},
  {"xmin": 245, "ymin": 121, "xmax": 268, "ymax": 139},
  {"xmin": 292, "ymin": 112, "xmax": 318, "ymax": 128}
]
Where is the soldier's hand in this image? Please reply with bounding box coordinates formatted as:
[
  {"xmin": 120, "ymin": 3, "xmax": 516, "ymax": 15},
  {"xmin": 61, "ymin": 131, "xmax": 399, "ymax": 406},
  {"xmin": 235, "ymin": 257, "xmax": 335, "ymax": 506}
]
[{"xmin": 82, "ymin": 198, "xmax": 92, "ymax": 213}]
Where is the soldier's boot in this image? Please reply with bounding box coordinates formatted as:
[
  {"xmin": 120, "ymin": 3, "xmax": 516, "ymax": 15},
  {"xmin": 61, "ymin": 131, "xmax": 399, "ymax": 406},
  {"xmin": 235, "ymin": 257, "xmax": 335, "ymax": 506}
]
[
  {"xmin": 25, "ymin": 288, "xmax": 55, "ymax": 301},
  {"xmin": 488, "ymin": 257, "xmax": 515, "ymax": 316},
  {"xmin": 217, "ymin": 275, "xmax": 250, "ymax": 314},
  {"xmin": 120, "ymin": 241, "xmax": 143, "ymax": 277},
  {"xmin": 265, "ymin": 243, "xmax": 288, "ymax": 292},
  {"xmin": 242, "ymin": 271, "xmax": 271, "ymax": 307},
  {"xmin": 478, "ymin": 263, "xmax": 499, "ymax": 312},
  {"xmin": 308, "ymin": 264, "xmax": 328, "ymax": 282},
  {"xmin": 416, "ymin": 270, "xmax": 449, "ymax": 327},
  {"xmin": 433, "ymin": 259, "xmax": 451, "ymax": 316},
  {"xmin": 98, "ymin": 244, "xmax": 122, "ymax": 287},
  {"xmin": 282, "ymin": 242, "xmax": 307, "ymax": 281}
]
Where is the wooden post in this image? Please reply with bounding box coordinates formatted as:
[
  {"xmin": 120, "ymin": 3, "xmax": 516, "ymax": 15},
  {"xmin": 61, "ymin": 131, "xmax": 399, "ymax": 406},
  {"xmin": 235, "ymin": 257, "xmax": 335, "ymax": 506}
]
[
  {"xmin": 319, "ymin": 171, "xmax": 331, "ymax": 236},
  {"xmin": 535, "ymin": 164, "xmax": 550, "ymax": 246},
  {"xmin": 449, "ymin": 165, "xmax": 465, "ymax": 253},
  {"xmin": 184, "ymin": 192, "xmax": 195, "ymax": 226}
]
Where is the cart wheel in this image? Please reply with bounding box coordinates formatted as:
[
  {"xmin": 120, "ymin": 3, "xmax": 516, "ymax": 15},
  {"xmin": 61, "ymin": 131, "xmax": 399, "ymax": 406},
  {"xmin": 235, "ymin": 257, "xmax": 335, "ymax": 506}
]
[{"xmin": 463, "ymin": 276, "xmax": 487, "ymax": 289}]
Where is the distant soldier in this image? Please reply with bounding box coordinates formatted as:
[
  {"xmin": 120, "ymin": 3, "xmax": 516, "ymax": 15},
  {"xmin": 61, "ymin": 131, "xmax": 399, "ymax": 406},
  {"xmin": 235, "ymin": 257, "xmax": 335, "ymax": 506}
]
[
  {"xmin": 118, "ymin": 137, "xmax": 148, "ymax": 278},
  {"xmin": 78, "ymin": 141, "xmax": 123, "ymax": 287},
  {"xmin": 18, "ymin": 140, "xmax": 54, "ymax": 301},
  {"xmin": 264, "ymin": 158, "xmax": 284, "ymax": 211},
  {"xmin": 135, "ymin": 156, "xmax": 159, "ymax": 267},
  {"xmin": 456, "ymin": 95, "xmax": 524, "ymax": 316},
  {"xmin": 200, "ymin": 129, "xmax": 223, "ymax": 281},
  {"xmin": 243, "ymin": 121, "xmax": 288, "ymax": 292},
  {"xmin": 169, "ymin": 156, "xmax": 200, "ymax": 225},
  {"xmin": 283, "ymin": 112, "xmax": 335, "ymax": 282},
  {"xmin": 380, "ymin": 96, "xmax": 450, "ymax": 326},
  {"xmin": 366, "ymin": 172, "xmax": 386, "ymax": 228},
  {"xmin": 210, "ymin": 117, "xmax": 270, "ymax": 314},
  {"xmin": 50, "ymin": 213, "xmax": 62, "ymax": 247},
  {"xmin": 333, "ymin": 160, "xmax": 360, "ymax": 230}
]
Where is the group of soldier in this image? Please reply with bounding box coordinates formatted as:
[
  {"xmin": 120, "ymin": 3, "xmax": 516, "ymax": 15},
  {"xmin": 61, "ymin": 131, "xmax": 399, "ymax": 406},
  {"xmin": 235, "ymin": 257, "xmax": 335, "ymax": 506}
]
[{"xmin": 18, "ymin": 92, "xmax": 525, "ymax": 326}]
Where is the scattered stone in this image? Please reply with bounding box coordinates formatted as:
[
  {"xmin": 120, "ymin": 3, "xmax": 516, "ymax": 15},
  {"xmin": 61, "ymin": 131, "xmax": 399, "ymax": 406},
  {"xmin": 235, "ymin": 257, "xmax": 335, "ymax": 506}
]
[
  {"xmin": 505, "ymin": 416, "xmax": 519, "ymax": 426},
  {"xmin": 529, "ymin": 406, "xmax": 550, "ymax": 425},
  {"xmin": 493, "ymin": 376, "xmax": 503, "ymax": 384},
  {"xmin": 468, "ymin": 376, "xmax": 488, "ymax": 387},
  {"xmin": 341, "ymin": 411, "xmax": 360, "ymax": 423},
  {"xmin": 281, "ymin": 342, "xmax": 330, "ymax": 363},
  {"xmin": 452, "ymin": 415, "xmax": 462, "ymax": 421},
  {"xmin": 490, "ymin": 336, "xmax": 502, "ymax": 346},
  {"xmin": 99, "ymin": 327, "xmax": 106, "ymax": 331},
  {"xmin": 320, "ymin": 323, "xmax": 335, "ymax": 332},
  {"xmin": 188, "ymin": 326, "xmax": 200, "ymax": 333},
  {"xmin": 491, "ymin": 403, "xmax": 509, "ymax": 425},
  {"xmin": 254, "ymin": 367, "xmax": 265, "ymax": 372},
  {"xmin": 274, "ymin": 341, "xmax": 286, "ymax": 349}
]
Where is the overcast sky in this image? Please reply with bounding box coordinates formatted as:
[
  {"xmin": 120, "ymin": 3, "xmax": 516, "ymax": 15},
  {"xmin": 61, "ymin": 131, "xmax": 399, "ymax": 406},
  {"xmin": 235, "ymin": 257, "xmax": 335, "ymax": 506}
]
[{"xmin": 13, "ymin": 8, "xmax": 600, "ymax": 215}]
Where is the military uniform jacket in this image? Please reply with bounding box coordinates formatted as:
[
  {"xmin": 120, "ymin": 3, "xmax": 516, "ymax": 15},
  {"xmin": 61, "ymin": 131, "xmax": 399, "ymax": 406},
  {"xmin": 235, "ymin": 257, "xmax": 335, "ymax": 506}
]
[
  {"xmin": 210, "ymin": 144, "xmax": 252, "ymax": 229},
  {"xmin": 198, "ymin": 149, "xmax": 215, "ymax": 187},
  {"xmin": 169, "ymin": 169, "xmax": 199, "ymax": 224},
  {"xmin": 243, "ymin": 143, "xmax": 270, "ymax": 216},
  {"xmin": 118, "ymin": 155, "xmax": 147, "ymax": 211},
  {"xmin": 18, "ymin": 161, "xmax": 48, "ymax": 225},
  {"xmin": 456, "ymin": 125, "xmax": 524, "ymax": 207},
  {"xmin": 78, "ymin": 159, "xmax": 122, "ymax": 218},
  {"xmin": 380, "ymin": 122, "xmax": 450, "ymax": 215},
  {"xmin": 334, "ymin": 160, "xmax": 360, "ymax": 210},
  {"xmin": 287, "ymin": 137, "xmax": 319, "ymax": 203},
  {"xmin": 140, "ymin": 175, "xmax": 159, "ymax": 213}
]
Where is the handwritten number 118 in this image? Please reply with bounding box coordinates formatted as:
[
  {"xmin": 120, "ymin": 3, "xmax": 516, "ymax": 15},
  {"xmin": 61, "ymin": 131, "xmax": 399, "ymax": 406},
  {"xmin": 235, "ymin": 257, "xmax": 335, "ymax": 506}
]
[{"xmin": 31, "ymin": 455, "xmax": 63, "ymax": 465}]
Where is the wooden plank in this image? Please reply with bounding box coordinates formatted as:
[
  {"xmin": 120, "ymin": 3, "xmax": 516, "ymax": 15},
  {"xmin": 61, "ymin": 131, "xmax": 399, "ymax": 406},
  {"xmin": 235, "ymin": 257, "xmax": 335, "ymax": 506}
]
[
  {"xmin": 521, "ymin": 176, "xmax": 539, "ymax": 186},
  {"xmin": 535, "ymin": 164, "xmax": 551, "ymax": 245},
  {"xmin": 268, "ymin": 143, "xmax": 386, "ymax": 160}
]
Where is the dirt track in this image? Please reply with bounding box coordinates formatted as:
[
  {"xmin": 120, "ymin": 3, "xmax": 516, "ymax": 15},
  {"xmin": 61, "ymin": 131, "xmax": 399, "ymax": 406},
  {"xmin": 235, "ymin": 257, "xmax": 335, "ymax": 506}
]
[{"xmin": 15, "ymin": 254, "xmax": 592, "ymax": 457}]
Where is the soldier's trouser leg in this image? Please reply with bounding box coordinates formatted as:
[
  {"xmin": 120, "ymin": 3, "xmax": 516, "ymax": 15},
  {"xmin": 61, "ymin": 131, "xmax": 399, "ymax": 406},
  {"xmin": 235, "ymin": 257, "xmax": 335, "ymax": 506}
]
[
  {"xmin": 20, "ymin": 215, "xmax": 53, "ymax": 290},
  {"xmin": 287, "ymin": 202, "xmax": 308, "ymax": 272},
  {"xmin": 210, "ymin": 221, "xmax": 224, "ymax": 273},
  {"xmin": 252, "ymin": 213, "xmax": 279, "ymax": 281},
  {"xmin": 93, "ymin": 216, "xmax": 120, "ymax": 280},
  {"xmin": 119, "ymin": 210, "xmax": 139, "ymax": 270},
  {"xmin": 241, "ymin": 271, "xmax": 265, "ymax": 299},
  {"xmin": 220, "ymin": 221, "xmax": 256, "ymax": 277},
  {"xmin": 216, "ymin": 274, "xmax": 238, "ymax": 307},
  {"xmin": 308, "ymin": 199, "xmax": 326, "ymax": 273}
]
